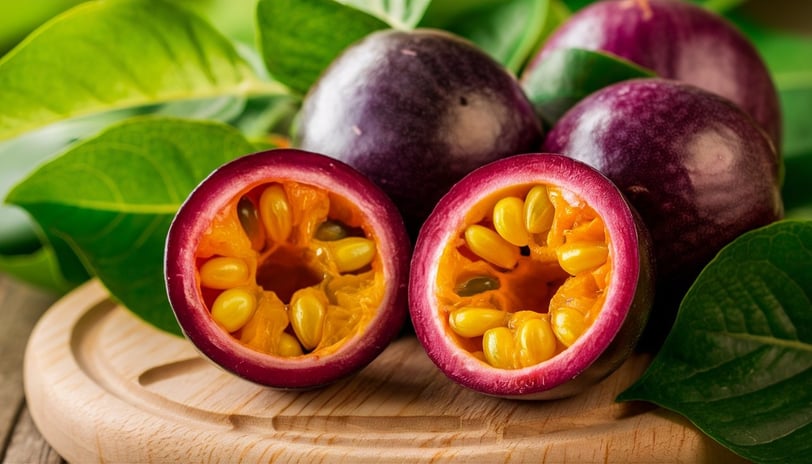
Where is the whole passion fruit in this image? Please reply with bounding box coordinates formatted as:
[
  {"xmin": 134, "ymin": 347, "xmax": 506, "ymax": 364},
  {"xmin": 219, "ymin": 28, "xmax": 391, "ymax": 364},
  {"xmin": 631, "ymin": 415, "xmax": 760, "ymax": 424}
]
[
  {"xmin": 409, "ymin": 154, "xmax": 655, "ymax": 399},
  {"xmin": 524, "ymin": 0, "xmax": 781, "ymax": 148},
  {"xmin": 165, "ymin": 149, "xmax": 410, "ymax": 389},
  {"xmin": 295, "ymin": 28, "xmax": 543, "ymax": 236},
  {"xmin": 543, "ymin": 78, "xmax": 783, "ymax": 337}
]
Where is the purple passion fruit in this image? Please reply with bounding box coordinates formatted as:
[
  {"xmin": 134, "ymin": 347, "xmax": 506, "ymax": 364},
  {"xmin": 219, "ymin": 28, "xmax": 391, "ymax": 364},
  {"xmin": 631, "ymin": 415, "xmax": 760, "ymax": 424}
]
[
  {"xmin": 165, "ymin": 149, "xmax": 410, "ymax": 389},
  {"xmin": 409, "ymin": 154, "xmax": 655, "ymax": 399},
  {"xmin": 543, "ymin": 78, "xmax": 783, "ymax": 328},
  {"xmin": 295, "ymin": 28, "xmax": 543, "ymax": 236},
  {"xmin": 525, "ymin": 0, "xmax": 781, "ymax": 148}
]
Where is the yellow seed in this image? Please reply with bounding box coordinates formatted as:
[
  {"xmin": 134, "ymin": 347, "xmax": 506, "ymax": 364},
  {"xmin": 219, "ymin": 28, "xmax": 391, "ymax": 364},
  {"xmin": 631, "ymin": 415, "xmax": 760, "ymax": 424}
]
[
  {"xmin": 289, "ymin": 288, "xmax": 327, "ymax": 350},
  {"xmin": 556, "ymin": 242, "xmax": 609, "ymax": 275},
  {"xmin": 277, "ymin": 332, "xmax": 304, "ymax": 357},
  {"xmin": 482, "ymin": 327, "xmax": 515, "ymax": 369},
  {"xmin": 515, "ymin": 316, "xmax": 557, "ymax": 368},
  {"xmin": 508, "ymin": 310, "xmax": 544, "ymax": 329},
  {"xmin": 524, "ymin": 185, "xmax": 555, "ymax": 234},
  {"xmin": 259, "ymin": 184, "xmax": 293, "ymax": 243},
  {"xmin": 237, "ymin": 196, "xmax": 265, "ymax": 251},
  {"xmin": 464, "ymin": 224, "xmax": 519, "ymax": 269},
  {"xmin": 199, "ymin": 256, "xmax": 250, "ymax": 289},
  {"xmin": 448, "ymin": 307, "xmax": 508, "ymax": 338},
  {"xmin": 330, "ymin": 236, "xmax": 376, "ymax": 273},
  {"xmin": 493, "ymin": 196, "xmax": 529, "ymax": 247},
  {"xmin": 211, "ymin": 287, "xmax": 256, "ymax": 333},
  {"xmin": 551, "ymin": 307, "xmax": 587, "ymax": 347}
]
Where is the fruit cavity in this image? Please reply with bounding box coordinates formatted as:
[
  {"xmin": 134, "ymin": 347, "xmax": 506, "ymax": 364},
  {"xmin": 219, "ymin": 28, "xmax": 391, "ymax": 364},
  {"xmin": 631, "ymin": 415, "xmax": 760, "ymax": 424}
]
[
  {"xmin": 437, "ymin": 183, "xmax": 611, "ymax": 369},
  {"xmin": 196, "ymin": 180, "xmax": 382, "ymax": 358},
  {"xmin": 166, "ymin": 149, "xmax": 410, "ymax": 389},
  {"xmin": 409, "ymin": 154, "xmax": 654, "ymax": 399}
]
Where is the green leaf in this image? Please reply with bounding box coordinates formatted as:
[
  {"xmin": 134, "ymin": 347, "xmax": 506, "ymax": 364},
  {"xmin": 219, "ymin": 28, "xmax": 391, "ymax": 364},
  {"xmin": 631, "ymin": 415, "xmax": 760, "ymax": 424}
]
[
  {"xmin": 559, "ymin": 0, "xmax": 591, "ymax": 12},
  {"xmin": 0, "ymin": 0, "xmax": 86, "ymax": 54},
  {"xmin": 338, "ymin": 0, "xmax": 432, "ymax": 29},
  {"xmin": 689, "ymin": 0, "xmax": 748, "ymax": 13},
  {"xmin": 430, "ymin": 0, "xmax": 556, "ymax": 73},
  {"xmin": 6, "ymin": 117, "xmax": 257, "ymax": 335},
  {"xmin": 521, "ymin": 48, "xmax": 655, "ymax": 126},
  {"xmin": 618, "ymin": 220, "xmax": 812, "ymax": 464},
  {"xmin": 0, "ymin": 108, "xmax": 142, "ymax": 254},
  {"xmin": 782, "ymin": 152, "xmax": 812, "ymax": 214},
  {"xmin": 0, "ymin": 0, "xmax": 284, "ymax": 143},
  {"xmin": 257, "ymin": 0, "xmax": 390, "ymax": 95},
  {"xmin": 0, "ymin": 245, "xmax": 75, "ymax": 294},
  {"xmin": 727, "ymin": 12, "xmax": 812, "ymax": 159}
]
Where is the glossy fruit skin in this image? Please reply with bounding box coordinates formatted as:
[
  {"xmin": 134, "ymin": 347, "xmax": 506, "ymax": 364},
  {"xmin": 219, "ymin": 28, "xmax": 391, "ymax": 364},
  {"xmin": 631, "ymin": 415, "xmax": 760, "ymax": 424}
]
[
  {"xmin": 409, "ymin": 154, "xmax": 655, "ymax": 399},
  {"xmin": 525, "ymin": 0, "xmax": 781, "ymax": 149},
  {"xmin": 295, "ymin": 28, "xmax": 543, "ymax": 237},
  {"xmin": 543, "ymin": 79, "xmax": 783, "ymax": 332},
  {"xmin": 165, "ymin": 149, "xmax": 410, "ymax": 389}
]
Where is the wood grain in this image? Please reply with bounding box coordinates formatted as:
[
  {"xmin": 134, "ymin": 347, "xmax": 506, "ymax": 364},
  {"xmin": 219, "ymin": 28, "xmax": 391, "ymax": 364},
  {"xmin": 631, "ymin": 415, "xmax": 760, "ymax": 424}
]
[
  {"xmin": 0, "ymin": 274, "xmax": 59, "ymax": 463},
  {"xmin": 24, "ymin": 279, "xmax": 748, "ymax": 463},
  {"xmin": 3, "ymin": 406, "xmax": 63, "ymax": 464}
]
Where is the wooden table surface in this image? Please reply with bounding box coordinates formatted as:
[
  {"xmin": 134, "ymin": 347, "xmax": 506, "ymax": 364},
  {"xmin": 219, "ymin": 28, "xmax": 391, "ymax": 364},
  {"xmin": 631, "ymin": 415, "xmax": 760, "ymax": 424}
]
[
  {"xmin": 3, "ymin": 270, "xmax": 753, "ymax": 464},
  {"xmin": 0, "ymin": 274, "xmax": 64, "ymax": 464}
]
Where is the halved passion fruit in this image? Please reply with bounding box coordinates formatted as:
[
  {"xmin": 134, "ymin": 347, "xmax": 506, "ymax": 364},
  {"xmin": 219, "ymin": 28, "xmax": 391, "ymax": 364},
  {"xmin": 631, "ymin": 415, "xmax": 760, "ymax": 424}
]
[
  {"xmin": 165, "ymin": 149, "xmax": 410, "ymax": 389},
  {"xmin": 410, "ymin": 154, "xmax": 655, "ymax": 399}
]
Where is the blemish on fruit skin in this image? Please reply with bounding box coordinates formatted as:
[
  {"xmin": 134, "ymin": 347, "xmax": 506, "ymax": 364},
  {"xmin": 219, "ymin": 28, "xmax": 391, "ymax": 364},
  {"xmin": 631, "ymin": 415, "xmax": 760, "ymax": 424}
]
[
  {"xmin": 626, "ymin": 185, "xmax": 649, "ymax": 195},
  {"xmin": 351, "ymin": 125, "xmax": 363, "ymax": 136},
  {"xmin": 400, "ymin": 48, "xmax": 417, "ymax": 56},
  {"xmin": 620, "ymin": 0, "xmax": 653, "ymax": 20}
]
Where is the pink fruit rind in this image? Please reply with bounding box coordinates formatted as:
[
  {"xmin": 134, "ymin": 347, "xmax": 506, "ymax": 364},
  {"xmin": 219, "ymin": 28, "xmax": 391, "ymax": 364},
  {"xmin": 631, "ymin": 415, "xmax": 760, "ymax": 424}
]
[
  {"xmin": 409, "ymin": 154, "xmax": 654, "ymax": 399},
  {"xmin": 165, "ymin": 149, "xmax": 410, "ymax": 389}
]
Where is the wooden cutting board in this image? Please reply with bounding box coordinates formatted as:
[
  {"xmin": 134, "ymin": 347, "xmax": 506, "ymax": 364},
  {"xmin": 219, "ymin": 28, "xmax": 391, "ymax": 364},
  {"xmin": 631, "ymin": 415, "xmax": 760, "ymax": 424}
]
[{"xmin": 24, "ymin": 279, "xmax": 746, "ymax": 463}]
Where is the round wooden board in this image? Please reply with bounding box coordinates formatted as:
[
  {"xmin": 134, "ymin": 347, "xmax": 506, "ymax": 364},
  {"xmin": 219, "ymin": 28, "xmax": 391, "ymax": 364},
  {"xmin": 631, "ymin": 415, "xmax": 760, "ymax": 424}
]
[{"xmin": 24, "ymin": 279, "xmax": 745, "ymax": 463}]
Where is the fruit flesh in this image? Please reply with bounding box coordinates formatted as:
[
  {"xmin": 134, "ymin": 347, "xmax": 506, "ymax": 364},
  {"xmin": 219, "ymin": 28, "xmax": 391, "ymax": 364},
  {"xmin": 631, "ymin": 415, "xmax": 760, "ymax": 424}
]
[
  {"xmin": 436, "ymin": 183, "xmax": 612, "ymax": 369},
  {"xmin": 195, "ymin": 180, "xmax": 384, "ymax": 358}
]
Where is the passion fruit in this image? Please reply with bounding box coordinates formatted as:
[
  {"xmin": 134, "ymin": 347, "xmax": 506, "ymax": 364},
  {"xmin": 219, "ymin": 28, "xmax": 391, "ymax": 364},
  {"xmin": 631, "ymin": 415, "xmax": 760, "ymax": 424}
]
[
  {"xmin": 524, "ymin": 0, "xmax": 781, "ymax": 148},
  {"xmin": 295, "ymin": 28, "xmax": 543, "ymax": 236},
  {"xmin": 165, "ymin": 149, "xmax": 410, "ymax": 389},
  {"xmin": 409, "ymin": 154, "xmax": 655, "ymax": 399},
  {"xmin": 543, "ymin": 78, "xmax": 783, "ymax": 340}
]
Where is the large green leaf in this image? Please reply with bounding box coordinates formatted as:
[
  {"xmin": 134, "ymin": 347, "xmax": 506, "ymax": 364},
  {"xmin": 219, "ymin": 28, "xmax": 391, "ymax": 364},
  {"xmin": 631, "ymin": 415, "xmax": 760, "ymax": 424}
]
[
  {"xmin": 430, "ymin": 0, "xmax": 555, "ymax": 73},
  {"xmin": 781, "ymin": 152, "xmax": 812, "ymax": 216},
  {"xmin": 257, "ymin": 0, "xmax": 389, "ymax": 95},
  {"xmin": 0, "ymin": 0, "xmax": 87, "ymax": 54},
  {"xmin": 338, "ymin": 0, "xmax": 431, "ymax": 29},
  {"xmin": 0, "ymin": 245, "xmax": 74, "ymax": 294},
  {"xmin": 690, "ymin": 0, "xmax": 748, "ymax": 13},
  {"xmin": 6, "ymin": 117, "xmax": 257, "ymax": 335},
  {"xmin": 618, "ymin": 220, "xmax": 812, "ymax": 464},
  {"xmin": 728, "ymin": 11, "xmax": 812, "ymax": 159},
  {"xmin": 0, "ymin": 0, "xmax": 284, "ymax": 143},
  {"xmin": 521, "ymin": 48, "xmax": 655, "ymax": 126}
]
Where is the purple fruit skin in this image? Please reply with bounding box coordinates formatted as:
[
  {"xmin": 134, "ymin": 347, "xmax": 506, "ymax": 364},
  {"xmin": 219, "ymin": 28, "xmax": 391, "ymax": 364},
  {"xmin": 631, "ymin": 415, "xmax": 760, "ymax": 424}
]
[
  {"xmin": 410, "ymin": 154, "xmax": 655, "ymax": 399},
  {"xmin": 543, "ymin": 78, "xmax": 783, "ymax": 311},
  {"xmin": 295, "ymin": 28, "xmax": 543, "ymax": 236},
  {"xmin": 165, "ymin": 149, "xmax": 410, "ymax": 389},
  {"xmin": 528, "ymin": 0, "xmax": 781, "ymax": 149}
]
